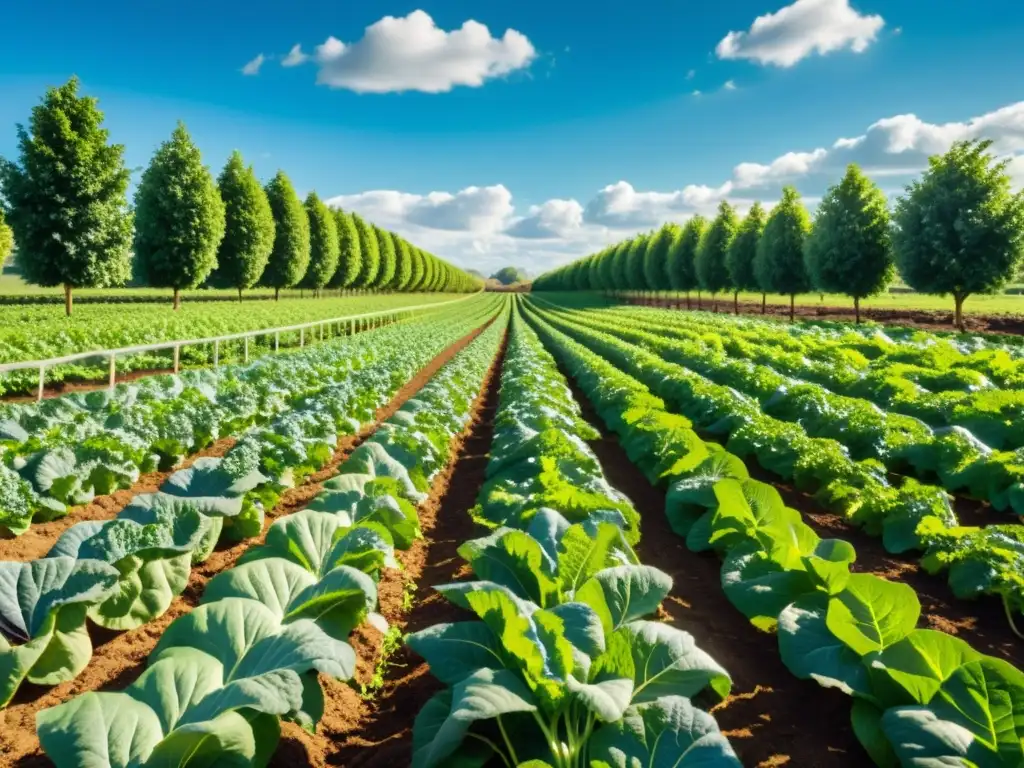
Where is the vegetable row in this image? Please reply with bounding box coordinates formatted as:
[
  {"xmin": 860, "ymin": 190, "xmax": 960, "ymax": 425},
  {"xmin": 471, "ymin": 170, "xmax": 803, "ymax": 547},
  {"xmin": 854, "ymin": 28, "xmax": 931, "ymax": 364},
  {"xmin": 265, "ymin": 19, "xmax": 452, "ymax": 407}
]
[
  {"xmin": 528, "ymin": 299, "xmax": 1024, "ymax": 631},
  {"xmin": 0, "ymin": 298, "xmax": 503, "ymax": 709},
  {"xmin": 32, "ymin": 301, "xmax": 510, "ymax": 767},
  {"xmin": 407, "ymin": 304, "xmax": 742, "ymax": 768},
  {"xmin": 0, "ymin": 295, "xmax": 500, "ymax": 536},
  {"xmin": 523, "ymin": 299, "xmax": 1024, "ymax": 768}
]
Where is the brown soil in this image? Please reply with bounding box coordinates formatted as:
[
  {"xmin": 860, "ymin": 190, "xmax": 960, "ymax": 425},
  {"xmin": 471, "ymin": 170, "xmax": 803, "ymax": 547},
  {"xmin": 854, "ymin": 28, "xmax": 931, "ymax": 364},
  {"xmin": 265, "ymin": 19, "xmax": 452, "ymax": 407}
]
[
  {"xmin": 560, "ymin": 376, "xmax": 866, "ymax": 768},
  {"xmin": 0, "ymin": 437, "xmax": 237, "ymax": 562},
  {"xmin": 0, "ymin": 320, "xmax": 495, "ymax": 768},
  {"xmin": 267, "ymin": 333, "xmax": 505, "ymax": 768},
  {"xmin": 628, "ymin": 296, "xmax": 1024, "ymax": 336}
]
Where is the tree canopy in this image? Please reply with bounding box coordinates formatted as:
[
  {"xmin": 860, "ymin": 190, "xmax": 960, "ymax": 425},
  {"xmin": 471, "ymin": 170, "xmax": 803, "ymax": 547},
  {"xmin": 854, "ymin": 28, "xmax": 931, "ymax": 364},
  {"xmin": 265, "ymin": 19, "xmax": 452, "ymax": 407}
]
[
  {"xmin": 893, "ymin": 139, "xmax": 1024, "ymax": 329},
  {"xmin": 0, "ymin": 209, "xmax": 13, "ymax": 264},
  {"xmin": 668, "ymin": 216, "xmax": 706, "ymax": 295},
  {"xmin": 133, "ymin": 122, "xmax": 226, "ymax": 309},
  {"xmin": 695, "ymin": 201, "xmax": 738, "ymax": 302},
  {"xmin": 726, "ymin": 201, "xmax": 766, "ymax": 298},
  {"xmin": 0, "ymin": 76, "xmax": 133, "ymax": 315},
  {"xmin": 261, "ymin": 170, "xmax": 310, "ymax": 299},
  {"xmin": 329, "ymin": 209, "xmax": 361, "ymax": 290},
  {"xmin": 755, "ymin": 186, "xmax": 812, "ymax": 318},
  {"xmin": 374, "ymin": 225, "xmax": 397, "ymax": 288},
  {"xmin": 643, "ymin": 224, "xmax": 680, "ymax": 291},
  {"xmin": 301, "ymin": 191, "xmax": 340, "ymax": 294},
  {"xmin": 491, "ymin": 266, "xmax": 528, "ymax": 285},
  {"xmin": 209, "ymin": 150, "xmax": 274, "ymax": 297},
  {"xmin": 804, "ymin": 164, "xmax": 894, "ymax": 322},
  {"xmin": 352, "ymin": 213, "xmax": 380, "ymax": 289}
]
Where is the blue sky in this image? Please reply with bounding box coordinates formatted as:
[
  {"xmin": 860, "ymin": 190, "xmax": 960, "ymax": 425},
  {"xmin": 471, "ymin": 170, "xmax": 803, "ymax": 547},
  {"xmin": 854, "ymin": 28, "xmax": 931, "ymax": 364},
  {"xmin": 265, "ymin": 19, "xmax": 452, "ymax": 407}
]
[{"xmin": 2, "ymin": 0, "xmax": 1024, "ymax": 275}]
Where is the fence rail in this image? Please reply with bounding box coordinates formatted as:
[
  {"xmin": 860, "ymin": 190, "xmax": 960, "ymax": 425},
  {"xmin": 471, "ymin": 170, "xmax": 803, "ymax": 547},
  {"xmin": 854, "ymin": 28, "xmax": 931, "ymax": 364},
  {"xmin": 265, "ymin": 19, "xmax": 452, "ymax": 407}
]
[{"xmin": 0, "ymin": 292, "xmax": 481, "ymax": 401}]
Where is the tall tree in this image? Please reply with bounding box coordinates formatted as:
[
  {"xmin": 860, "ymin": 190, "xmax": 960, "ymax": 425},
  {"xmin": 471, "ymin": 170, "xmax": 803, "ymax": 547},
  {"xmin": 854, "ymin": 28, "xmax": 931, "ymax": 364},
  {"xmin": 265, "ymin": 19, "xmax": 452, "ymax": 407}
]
[
  {"xmin": 421, "ymin": 252, "xmax": 436, "ymax": 292},
  {"xmin": 352, "ymin": 213, "xmax": 380, "ymax": 290},
  {"xmin": 599, "ymin": 245, "xmax": 620, "ymax": 290},
  {"xmin": 695, "ymin": 201, "xmax": 738, "ymax": 311},
  {"xmin": 329, "ymin": 209, "xmax": 361, "ymax": 292},
  {"xmin": 261, "ymin": 171, "xmax": 310, "ymax": 300},
  {"xmin": 893, "ymin": 139, "xmax": 1024, "ymax": 330},
  {"xmin": 805, "ymin": 164, "xmax": 894, "ymax": 323},
  {"xmin": 133, "ymin": 122, "xmax": 225, "ymax": 310},
  {"xmin": 625, "ymin": 234, "xmax": 650, "ymax": 291},
  {"xmin": 374, "ymin": 226, "xmax": 397, "ymax": 289},
  {"xmin": 755, "ymin": 186, "xmax": 812, "ymax": 321},
  {"xmin": 643, "ymin": 223, "xmax": 680, "ymax": 294},
  {"xmin": 301, "ymin": 191, "xmax": 339, "ymax": 297},
  {"xmin": 0, "ymin": 77, "xmax": 132, "ymax": 316},
  {"xmin": 667, "ymin": 215, "xmax": 706, "ymax": 307},
  {"xmin": 209, "ymin": 150, "xmax": 274, "ymax": 300},
  {"xmin": 0, "ymin": 209, "xmax": 13, "ymax": 264},
  {"xmin": 408, "ymin": 247, "xmax": 426, "ymax": 291},
  {"xmin": 393, "ymin": 237, "xmax": 413, "ymax": 290},
  {"xmin": 726, "ymin": 202, "xmax": 767, "ymax": 314}
]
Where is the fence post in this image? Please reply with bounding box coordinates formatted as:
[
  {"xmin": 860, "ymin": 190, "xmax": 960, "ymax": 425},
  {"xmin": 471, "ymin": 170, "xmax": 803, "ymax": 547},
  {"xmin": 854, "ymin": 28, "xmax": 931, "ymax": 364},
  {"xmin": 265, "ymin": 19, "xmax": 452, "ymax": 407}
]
[
  {"xmin": 300, "ymin": 328, "xmax": 305, "ymax": 348},
  {"xmin": 244, "ymin": 336, "xmax": 249, "ymax": 363},
  {"xmin": 274, "ymin": 331, "xmax": 279, "ymax": 352},
  {"xmin": 319, "ymin": 323, "xmax": 324, "ymax": 342},
  {"xmin": 37, "ymin": 366, "xmax": 45, "ymax": 402},
  {"xmin": 108, "ymin": 353, "xmax": 116, "ymax": 390},
  {"xmin": 173, "ymin": 345, "xmax": 180, "ymax": 374},
  {"xmin": 213, "ymin": 340, "xmax": 219, "ymax": 367}
]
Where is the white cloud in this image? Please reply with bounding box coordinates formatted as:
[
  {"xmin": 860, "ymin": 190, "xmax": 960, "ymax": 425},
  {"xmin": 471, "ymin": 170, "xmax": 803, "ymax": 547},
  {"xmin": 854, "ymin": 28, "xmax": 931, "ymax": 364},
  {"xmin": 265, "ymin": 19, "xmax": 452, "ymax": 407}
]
[
  {"xmin": 723, "ymin": 79, "xmax": 737, "ymax": 90},
  {"xmin": 506, "ymin": 199, "xmax": 584, "ymax": 239},
  {"xmin": 289, "ymin": 10, "xmax": 536, "ymax": 93},
  {"xmin": 326, "ymin": 184, "xmax": 514, "ymax": 234},
  {"xmin": 692, "ymin": 89, "xmax": 702, "ymax": 97},
  {"xmin": 733, "ymin": 149, "xmax": 829, "ymax": 188},
  {"xmin": 241, "ymin": 54, "xmax": 265, "ymax": 76},
  {"xmin": 281, "ymin": 44, "xmax": 309, "ymax": 67},
  {"xmin": 583, "ymin": 180, "xmax": 736, "ymax": 229},
  {"xmin": 716, "ymin": 0, "xmax": 885, "ymax": 67}
]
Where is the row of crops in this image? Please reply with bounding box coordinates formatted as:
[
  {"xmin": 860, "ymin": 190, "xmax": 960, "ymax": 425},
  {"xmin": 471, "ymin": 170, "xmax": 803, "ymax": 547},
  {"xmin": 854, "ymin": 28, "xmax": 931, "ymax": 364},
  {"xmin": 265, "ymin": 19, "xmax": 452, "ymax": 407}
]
[{"xmin": 2, "ymin": 290, "xmax": 1022, "ymax": 766}]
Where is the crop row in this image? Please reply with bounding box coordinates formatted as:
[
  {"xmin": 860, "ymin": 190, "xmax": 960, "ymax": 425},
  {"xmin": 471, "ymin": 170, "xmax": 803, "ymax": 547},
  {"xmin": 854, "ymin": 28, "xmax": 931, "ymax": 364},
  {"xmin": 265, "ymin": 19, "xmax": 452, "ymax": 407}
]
[
  {"xmin": 0, "ymin": 293, "xmax": 467, "ymax": 396},
  {"xmin": 0, "ymin": 296, "xmax": 499, "ymax": 536},
  {"xmin": 31, "ymin": 302, "xmax": 509, "ymax": 766},
  {"xmin": 0, "ymin": 298, "xmax": 502, "ymax": 709},
  {"xmin": 521, "ymin": 299, "xmax": 1024, "ymax": 767},
  {"xmin": 529, "ymin": 299, "xmax": 1024, "ymax": 635},
  {"xmin": 406, "ymin": 303, "xmax": 741, "ymax": 768},
  {"xmin": 600, "ymin": 301, "xmax": 1024, "ymax": 450}
]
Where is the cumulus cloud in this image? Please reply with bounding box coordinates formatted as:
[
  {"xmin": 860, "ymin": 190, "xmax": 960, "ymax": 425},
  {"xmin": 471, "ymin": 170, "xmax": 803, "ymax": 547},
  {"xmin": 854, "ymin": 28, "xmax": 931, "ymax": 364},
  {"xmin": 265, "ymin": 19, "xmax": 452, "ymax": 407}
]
[
  {"xmin": 583, "ymin": 181, "xmax": 736, "ymax": 229},
  {"xmin": 506, "ymin": 199, "xmax": 584, "ymax": 239},
  {"xmin": 281, "ymin": 44, "xmax": 309, "ymax": 67},
  {"xmin": 716, "ymin": 0, "xmax": 885, "ymax": 67},
  {"xmin": 278, "ymin": 10, "xmax": 536, "ymax": 93},
  {"xmin": 723, "ymin": 79, "xmax": 737, "ymax": 90},
  {"xmin": 241, "ymin": 54, "xmax": 265, "ymax": 76},
  {"xmin": 326, "ymin": 184, "xmax": 514, "ymax": 234}
]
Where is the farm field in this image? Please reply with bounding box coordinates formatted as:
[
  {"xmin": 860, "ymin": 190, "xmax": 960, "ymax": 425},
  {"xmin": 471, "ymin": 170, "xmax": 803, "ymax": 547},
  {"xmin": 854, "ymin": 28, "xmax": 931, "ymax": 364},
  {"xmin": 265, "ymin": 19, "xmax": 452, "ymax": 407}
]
[
  {"xmin": 0, "ymin": 292, "xmax": 471, "ymax": 397},
  {"xmin": 0, "ymin": 290, "xmax": 1020, "ymax": 768}
]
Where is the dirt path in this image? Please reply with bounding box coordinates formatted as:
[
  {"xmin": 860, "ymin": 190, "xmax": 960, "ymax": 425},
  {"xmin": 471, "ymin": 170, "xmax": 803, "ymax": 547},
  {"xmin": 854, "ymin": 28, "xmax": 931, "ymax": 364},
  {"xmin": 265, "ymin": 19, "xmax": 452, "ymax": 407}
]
[
  {"xmin": 268, "ymin": 334, "xmax": 505, "ymax": 768},
  {"xmin": 558, "ymin": 373, "xmax": 867, "ymax": 768},
  {"xmin": 1, "ymin": 320, "xmax": 496, "ymax": 768},
  {"xmin": 625, "ymin": 295, "xmax": 1024, "ymax": 336}
]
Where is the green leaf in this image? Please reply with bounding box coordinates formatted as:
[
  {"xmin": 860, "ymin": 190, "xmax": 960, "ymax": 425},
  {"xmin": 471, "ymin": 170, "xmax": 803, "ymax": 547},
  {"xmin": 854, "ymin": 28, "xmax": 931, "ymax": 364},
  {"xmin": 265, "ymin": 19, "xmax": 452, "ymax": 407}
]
[
  {"xmin": 37, "ymin": 692, "xmax": 163, "ymax": 768},
  {"xmin": 721, "ymin": 543, "xmax": 814, "ymax": 625},
  {"xmin": 827, "ymin": 573, "xmax": 920, "ymax": 656},
  {"xmin": 406, "ymin": 621, "xmax": 507, "ymax": 685},
  {"xmin": 850, "ymin": 699, "xmax": 900, "ymax": 768},
  {"xmin": 872, "ymin": 629, "xmax": 983, "ymax": 706},
  {"xmin": 458, "ymin": 529, "xmax": 559, "ymax": 607},
  {"xmin": 575, "ymin": 565, "xmax": 672, "ymax": 635},
  {"xmin": 626, "ymin": 620, "xmax": 732, "ymax": 702},
  {"xmin": 557, "ymin": 522, "xmax": 624, "ymax": 597}
]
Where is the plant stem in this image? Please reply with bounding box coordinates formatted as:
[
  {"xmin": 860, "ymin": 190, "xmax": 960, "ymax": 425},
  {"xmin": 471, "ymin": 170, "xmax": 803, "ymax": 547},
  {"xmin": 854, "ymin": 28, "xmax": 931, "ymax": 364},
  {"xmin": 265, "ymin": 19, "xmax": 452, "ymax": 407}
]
[
  {"xmin": 497, "ymin": 716, "xmax": 520, "ymax": 766},
  {"xmin": 1004, "ymin": 596, "xmax": 1024, "ymax": 640},
  {"xmin": 466, "ymin": 734, "xmax": 512, "ymax": 768}
]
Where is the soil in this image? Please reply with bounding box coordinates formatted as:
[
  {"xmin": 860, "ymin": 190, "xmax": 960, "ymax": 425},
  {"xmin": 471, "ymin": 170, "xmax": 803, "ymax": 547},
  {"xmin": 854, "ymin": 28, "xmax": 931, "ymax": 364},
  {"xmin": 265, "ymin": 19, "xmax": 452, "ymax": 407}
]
[
  {"xmin": 267, "ymin": 333, "xmax": 505, "ymax": 768},
  {"xmin": 628, "ymin": 295, "xmax": 1024, "ymax": 336},
  {"xmin": 560, "ymin": 375, "xmax": 867, "ymax": 768},
  {"xmin": 0, "ymin": 320, "xmax": 495, "ymax": 768}
]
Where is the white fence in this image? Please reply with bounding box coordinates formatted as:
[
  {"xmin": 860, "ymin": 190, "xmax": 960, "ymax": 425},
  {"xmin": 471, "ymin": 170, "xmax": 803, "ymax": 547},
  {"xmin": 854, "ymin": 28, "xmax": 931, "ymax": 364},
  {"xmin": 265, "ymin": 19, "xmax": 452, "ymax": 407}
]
[{"xmin": 0, "ymin": 292, "xmax": 481, "ymax": 401}]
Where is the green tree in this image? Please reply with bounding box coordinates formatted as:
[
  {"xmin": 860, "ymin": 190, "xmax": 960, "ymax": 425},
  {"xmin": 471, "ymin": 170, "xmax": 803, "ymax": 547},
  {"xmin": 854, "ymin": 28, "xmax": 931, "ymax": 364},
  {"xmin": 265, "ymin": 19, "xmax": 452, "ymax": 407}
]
[
  {"xmin": 893, "ymin": 139, "xmax": 1024, "ymax": 330},
  {"xmin": 667, "ymin": 216, "xmax": 706, "ymax": 307},
  {"xmin": 696, "ymin": 201, "xmax": 738, "ymax": 311},
  {"xmin": 329, "ymin": 208, "xmax": 361, "ymax": 292},
  {"xmin": 374, "ymin": 226, "xmax": 397, "ymax": 289},
  {"xmin": 209, "ymin": 150, "xmax": 274, "ymax": 300},
  {"xmin": 0, "ymin": 77, "xmax": 132, "ymax": 316},
  {"xmin": 393, "ymin": 236, "xmax": 413, "ymax": 290},
  {"xmin": 0, "ymin": 209, "xmax": 13, "ymax": 264},
  {"xmin": 726, "ymin": 202, "xmax": 766, "ymax": 313},
  {"xmin": 599, "ymin": 244, "xmax": 620, "ymax": 290},
  {"xmin": 492, "ymin": 266, "xmax": 528, "ymax": 285},
  {"xmin": 301, "ymin": 191, "xmax": 339, "ymax": 296},
  {"xmin": 755, "ymin": 186, "xmax": 812, "ymax": 321},
  {"xmin": 261, "ymin": 171, "xmax": 310, "ymax": 299},
  {"xmin": 408, "ymin": 247, "xmax": 426, "ymax": 291},
  {"xmin": 805, "ymin": 165, "xmax": 894, "ymax": 323},
  {"xmin": 352, "ymin": 214, "xmax": 380, "ymax": 289},
  {"xmin": 625, "ymin": 234, "xmax": 650, "ymax": 291},
  {"xmin": 133, "ymin": 122, "xmax": 226, "ymax": 310},
  {"xmin": 643, "ymin": 223, "xmax": 680, "ymax": 293}
]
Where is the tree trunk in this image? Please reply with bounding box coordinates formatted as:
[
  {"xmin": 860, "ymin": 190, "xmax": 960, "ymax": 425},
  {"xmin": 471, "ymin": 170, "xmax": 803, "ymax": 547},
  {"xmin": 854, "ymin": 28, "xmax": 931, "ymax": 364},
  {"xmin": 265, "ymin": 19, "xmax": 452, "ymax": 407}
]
[
  {"xmin": 685, "ymin": 291, "xmax": 691, "ymax": 310},
  {"xmin": 173, "ymin": 288, "xmax": 181, "ymax": 311},
  {"xmin": 275, "ymin": 287, "xmax": 280, "ymax": 301},
  {"xmin": 954, "ymin": 293, "xmax": 966, "ymax": 331},
  {"xmin": 761, "ymin": 293, "xmax": 766, "ymax": 314},
  {"xmin": 789, "ymin": 294, "xmax": 795, "ymax": 323},
  {"xmin": 733, "ymin": 291, "xmax": 739, "ymax": 315},
  {"xmin": 697, "ymin": 291, "xmax": 702, "ymax": 310},
  {"xmin": 712, "ymin": 295, "xmax": 718, "ymax": 313},
  {"xmin": 854, "ymin": 296, "xmax": 861, "ymax": 324},
  {"xmin": 238, "ymin": 287, "xmax": 243, "ymax": 303},
  {"xmin": 64, "ymin": 283, "xmax": 73, "ymax": 317}
]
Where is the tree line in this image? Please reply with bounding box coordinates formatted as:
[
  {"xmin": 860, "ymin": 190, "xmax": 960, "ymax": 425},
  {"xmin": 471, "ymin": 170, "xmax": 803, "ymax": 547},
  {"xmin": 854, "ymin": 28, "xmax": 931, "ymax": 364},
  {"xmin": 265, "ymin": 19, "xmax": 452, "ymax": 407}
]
[
  {"xmin": 0, "ymin": 78, "xmax": 480, "ymax": 315},
  {"xmin": 534, "ymin": 140, "xmax": 1024, "ymax": 329}
]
